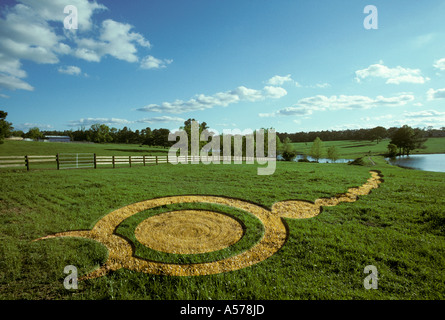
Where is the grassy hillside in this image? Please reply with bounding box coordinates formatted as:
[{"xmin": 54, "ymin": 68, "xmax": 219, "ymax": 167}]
[
  {"xmin": 291, "ymin": 137, "xmax": 445, "ymax": 159},
  {"xmin": 1, "ymin": 156, "xmax": 444, "ymax": 299},
  {"xmin": 1, "ymin": 137, "xmax": 444, "ymax": 160},
  {"xmin": 0, "ymin": 140, "xmax": 169, "ymax": 156}
]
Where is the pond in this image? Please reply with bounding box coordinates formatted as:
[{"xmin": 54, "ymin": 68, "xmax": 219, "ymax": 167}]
[
  {"xmin": 385, "ymin": 154, "xmax": 445, "ymax": 173},
  {"xmin": 277, "ymin": 155, "xmax": 354, "ymax": 163}
]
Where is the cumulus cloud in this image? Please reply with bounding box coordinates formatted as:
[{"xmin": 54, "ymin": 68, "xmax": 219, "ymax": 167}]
[
  {"xmin": 137, "ymin": 85, "xmax": 287, "ymax": 114},
  {"xmin": 0, "ymin": 0, "xmax": 169, "ymax": 91},
  {"xmin": 392, "ymin": 109, "xmax": 445, "ymax": 128},
  {"xmin": 58, "ymin": 65, "xmax": 81, "ymax": 75},
  {"xmin": 73, "ymin": 19, "xmax": 152, "ymax": 63},
  {"xmin": 355, "ymin": 62, "xmax": 429, "ymax": 84},
  {"xmin": 140, "ymin": 55, "xmax": 173, "ymax": 69},
  {"xmin": 68, "ymin": 117, "xmax": 133, "ymax": 127},
  {"xmin": 261, "ymin": 93, "xmax": 415, "ymax": 118},
  {"xmin": 267, "ymin": 74, "xmax": 293, "ymax": 86},
  {"xmin": 18, "ymin": 0, "xmax": 106, "ymax": 31},
  {"xmin": 15, "ymin": 123, "xmax": 54, "ymax": 130},
  {"xmin": 427, "ymin": 88, "xmax": 445, "ymax": 100},
  {"xmin": 136, "ymin": 116, "xmax": 185, "ymax": 123},
  {"xmin": 68, "ymin": 116, "xmax": 186, "ymax": 127},
  {"xmin": 433, "ymin": 58, "xmax": 445, "ymax": 71},
  {"xmin": 404, "ymin": 110, "xmax": 445, "ymax": 118}
]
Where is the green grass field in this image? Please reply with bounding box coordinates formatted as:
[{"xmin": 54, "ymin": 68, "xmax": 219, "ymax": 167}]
[
  {"xmin": 0, "ymin": 140, "xmax": 444, "ymax": 300},
  {"xmin": 0, "ymin": 140, "xmax": 169, "ymax": 157},
  {"xmin": 291, "ymin": 137, "xmax": 445, "ymax": 159}
]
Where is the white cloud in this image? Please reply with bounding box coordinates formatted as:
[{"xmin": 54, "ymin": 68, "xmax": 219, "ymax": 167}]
[
  {"xmin": 68, "ymin": 118, "xmax": 133, "ymax": 127},
  {"xmin": 355, "ymin": 63, "xmax": 429, "ymax": 84},
  {"xmin": 0, "ymin": 1, "xmax": 169, "ymax": 91},
  {"xmin": 16, "ymin": 123, "xmax": 54, "ymax": 130},
  {"xmin": 404, "ymin": 110, "xmax": 445, "ymax": 118},
  {"xmin": 18, "ymin": 0, "xmax": 106, "ymax": 32},
  {"xmin": 263, "ymin": 86, "xmax": 288, "ymax": 99},
  {"xmin": 137, "ymin": 84, "xmax": 287, "ymax": 114},
  {"xmin": 136, "ymin": 116, "xmax": 185, "ymax": 123},
  {"xmin": 434, "ymin": 58, "xmax": 445, "ymax": 71},
  {"xmin": 58, "ymin": 65, "xmax": 81, "ymax": 76},
  {"xmin": 261, "ymin": 93, "xmax": 414, "ymax": 118},
  {"xmin": 73, "ymin": 19, "xmax": 152, "ymax": 63},
  {"xmin": 427, "ymin": 88, "xmax": 445, "ymax": 100},
  {"xmin": 140, "ymin": 55, "xmax": 173, "ymax": 69},
  {"xmin": 0, "ymin": 93, "xmax": 10, "ymax": 99},
  {"xmin": 267, "ymin": 74, "xmax": 293, "ymax": 86},
  {"xmin": 0, "ymin": 72, "xmax": 34, "ymax": 91},
  {"xmin": 68, "ymin": 116, "xmax": 186, "ymax": 128}
]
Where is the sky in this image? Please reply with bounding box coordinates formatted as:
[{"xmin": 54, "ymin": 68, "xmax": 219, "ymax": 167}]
[{"xmin": 1, "ymin": 0, "xmax": 445, "ymax": 134}]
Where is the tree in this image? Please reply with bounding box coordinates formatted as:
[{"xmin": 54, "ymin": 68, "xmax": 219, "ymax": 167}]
[
  {"xmin": 25, "ymin": 127, "xmax": 44, "ymax": 140},
  {"xmin": 390, "ymin": 125, "xmax": 426, "ymax": 155},
  {"xmin": 279, "ymin": 137, "xmax": 298, "ymax": 161},
  {"xmin": 327, "ymin": 145, "xmax": 339, "ymax": 163},
  {"xmin": 387, "ymin": 143, "xmax": 398, "ymax": 157},
  {"xmin": 0, "ymin": 111, "xmax": 13, "ymax": 144},
  {"xmin": 152, "ymin": 128, "xmax": 171, "ymax": 148},
  {"xmin": 369, "ymin": 126, "xmax": 387, "ymax": 144},
  {"xmin": 141, "ymin": 127, "xmax": 153, "ymax": 146},
  {"xmin": 309, "ymin": 137, "xmax": 323, "ymax": 162},
  {"xmin": 87, "ymin": 124, "xmax": 113, "ymax": 143}
]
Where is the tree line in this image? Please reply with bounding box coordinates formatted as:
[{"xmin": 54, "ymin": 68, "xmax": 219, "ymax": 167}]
[
  {"xmin": 277, "ymin": 125, "xmax": 445, "ymax": 143},
  {"xmin": 1, "ymin": 110, "xmax": 443, "ymax": 157}
]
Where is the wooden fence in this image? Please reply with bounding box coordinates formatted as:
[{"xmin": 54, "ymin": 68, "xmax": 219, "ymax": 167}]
[{"xmin": 0, "ymin": 154, "xmax": 273, "ymax": 171}]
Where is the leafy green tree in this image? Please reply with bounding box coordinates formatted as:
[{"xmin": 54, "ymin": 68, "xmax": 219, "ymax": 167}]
[
  {"xmin": 25, "ymin": 127, "xmax": 44, "ymax": 140},
  {"xmin": 369, "ymin": 126, "xmax": 387, "ymax": 144},
  {"xmin": 390, "ymin": 125, "xmax": 426, "ymax": 155},
  {"xmin": 387, "ymin": 143, "xmax": 398, "ymax": 157},
  {"xmin": 279, "ymin": 137, "xmax": 297, "ymax": 161},
  {"xmin": 0, "ymin": 111, "xmax": 13, "ymax": 144},
  {"xmin": 141, "ymin": 127, "xmax": 153, "ymax": 146},
  {"xmin": 309, "ymin": 137, "xmax": 324, "ymax": 162},
  {"xmin": 88, "ymin": 124, "xmax": 113, "ymax": 143},
  {"xmin": 152, "ymin": 128, "xmax": 171, "ymax": 148},
  {"xmin": 327, "ymin": 145, "xmax": 339, "ymax": 163},
  {"xmin": 12, "ymin": 130, "xmax": 24, "ymax": 137}
]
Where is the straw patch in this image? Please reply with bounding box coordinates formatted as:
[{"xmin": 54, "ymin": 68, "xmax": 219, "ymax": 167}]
[{"xmin": 134, "ymin": 210, "xmax": 244, "ymax": 254}]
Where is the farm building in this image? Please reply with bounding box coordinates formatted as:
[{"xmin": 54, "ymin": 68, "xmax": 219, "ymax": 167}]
[{"xmin": 44, "ymin": 135, "xmax": 71, "ymax": 142}]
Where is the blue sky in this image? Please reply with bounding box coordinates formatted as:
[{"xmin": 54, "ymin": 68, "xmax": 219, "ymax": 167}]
[{"xmin": 1, "ymin": 0, "xmax": 444, "ymax": 134}]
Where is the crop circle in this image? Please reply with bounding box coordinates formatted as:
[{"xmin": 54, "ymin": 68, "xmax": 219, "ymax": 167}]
[{"xmin": 134, "ymin": 210, "xmax": 244, "ymax": 254}]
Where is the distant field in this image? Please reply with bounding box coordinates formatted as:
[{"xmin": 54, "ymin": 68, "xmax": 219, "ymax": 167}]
[
  {"xmin": 2, "ymin": 137, "xmax": 444, "ymax": 159},
  {"xmin": 291, "ymin": 137, "xmax": 445, "ymax": 159},
  {"xmin": 0, "ymin": 140, "xmax": 169, "ymax": 156}
]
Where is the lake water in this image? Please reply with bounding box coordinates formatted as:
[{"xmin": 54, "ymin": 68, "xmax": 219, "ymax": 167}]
[
  {"xmin": 277, "ymin": 155, "xmax": 353, "ymax": 163},
  {"xmin": 386, "ymin": 154, "xmax": 445, "ymax": 173}
]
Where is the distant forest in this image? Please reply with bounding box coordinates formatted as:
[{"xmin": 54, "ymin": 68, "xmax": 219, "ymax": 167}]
[
  {"xmin": 6, "ymin": 116, "xmax": 445, "ymax": 146},
  {"xmin": 277, "ymin": 126, "xmax": 445, "ymax": 143},
  {"xmin": 37, "ymin": 124, "xmax": 445, "ymax": 145}
]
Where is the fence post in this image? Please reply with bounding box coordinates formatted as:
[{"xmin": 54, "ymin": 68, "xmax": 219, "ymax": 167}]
[
  {"xmin": 143, "ymin": 155, "xmax": 146, "ymax": 166},
  {"xmin": 156, "ymin": 156, "xmax": 158, "ymax": 165},
  {"xmin": 94, "ymin": 153, "xmax": 97, "ymax": 169},
  {"xmin": 25, "ymin": 155, "xmax": 29, "ymax": 171},
  {"xmin": 56, "ymin": 153, "xmax": 60, "ymax": 170},
  {"xmin": 112, "ymin": 155, "xmax": 115, "ymax": 168},
  {"xmin": 129, "ymin": 156, "xmax": 132, "ymax": 167}
]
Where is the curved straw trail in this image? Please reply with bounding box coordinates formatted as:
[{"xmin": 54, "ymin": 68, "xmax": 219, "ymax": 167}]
[{"xmin": 33, "ymin": 170, "xmax": 383, "ymax": 279}]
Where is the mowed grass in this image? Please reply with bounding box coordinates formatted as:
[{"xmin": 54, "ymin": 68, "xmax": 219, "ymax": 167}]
[
  {"xmin": 0, "ymin": 140, "xmax": 169, "ymax": 156},
  {"xmin": 291, "ymin": 137, "xmax": 445, "ymax": 159},
  {"xmin": 1, "ymin": 152, "xmax": 444, "ymax": 300}
]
